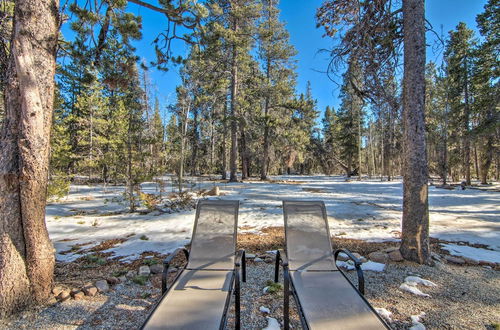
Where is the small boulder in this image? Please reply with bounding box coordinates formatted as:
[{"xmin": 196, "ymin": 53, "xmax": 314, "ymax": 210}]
[
  {"xmin": 83, "ymin": 286, "xmax": 98, "ymax": 297},
  {"xmin": 388, "ymin": 250, "xmax": 404, "ymax": 262},
  {"xmin": 478, "ymin": 260, "xmax": 496, "ymax": 267},
  {"xmin": 462, "ymin": 257, "xmax": 479, "ymax": 266},
  {"xmin": 150, "ymin": 264, "xmax": 163, "ymax": 274},
  {"xmin": 57, "ymin": 290, "xmax": 71, "ymax": 302},
  {"xmin": 369, "ymin": 251, "xmax": 389, "ymax": 263},
  {"xmin": 168, "ymin": 267, "xmax": 179, "ymax": 273},
  {"xmin": 336, "ymin": 253, "xmax": 349, "ymax": 262},
  {"xmin": 138, "ymin": 265, "xmax": 151, "ymax": 276},
  {"xmin": 254, "ymin": 257, "xmax": 264, "ymax": 263},
  {"xmin": 444, "ymin": 255, "xmax": 465, "ymax": 265},
  {"xmin": 206, "ymin": 186, "xmax": 220, "ymax": 196},
  {"xmin": 118, "ymin": 276, "xmax": 127, "ymax": 283},
  {"xmin": 245, "ymin": 253, "xmax": 256, "ymax": 259},
  {"xmin": 106, "ymin": 277, "xmax": 120, "ymax": 285},
  {"xmin": 70, "ymin": 288, "xmax": 81, "ymax": 297},
  {"xmin": 73, "ymin": 291, "xmax": 85, "ymax": 300},
  {"xmin": 52, "ymin": 286, "xmax": 64, "ymax": 296},
  {"xmin": 126, "ymin": 270, "xmax": 137, "ymax": 278},
  {"xmin": 57, "ymin": 290, "xmax": 71, "ymax": 301},
  {"xmin": 95, "ymin": 280, "xmax": 109, "ymax": 293}
]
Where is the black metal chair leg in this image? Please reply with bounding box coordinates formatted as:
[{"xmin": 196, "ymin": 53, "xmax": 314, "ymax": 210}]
[{"xmin": 284, "ymin": 267, "xmax": 290, "ymax": 330}]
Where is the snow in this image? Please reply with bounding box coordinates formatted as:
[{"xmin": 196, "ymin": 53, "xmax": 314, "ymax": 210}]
[
  {"xmin": 336, "ymin": 260, "xmax": 385, "ymax": 272},
  {"xmin": 410, "ymin": 312, "xmax": 426, "ymax": 330},
  {"xmin": 361, "ymin": 261, "xmax": 385, "ymax": 272},
  {"xmin": 374, "ymin": 308, "xmax": 392, "ymax": 322},
  {"xmin": 441, "ymin": 244, "xmax": 500, "ymax": 263},
  {"xmin": 399, "ymin": 283, "xmax": 430, "ymax": 297},
  {"xmin": 404, "ymin": 276, "xmax": 437, "ymax": 287},
  {"xmin": 259, "ymin": 306, "xmax": 270, "ymax": 314},
  {"xmin": 399, "ymin": 276, "xmax": 436, "ymax": 297},
  {"xmin": 262, "ymin": 317, "xmax": 281, "ymax": 330},
  {"xmin": 46, "ymin": 176, "xmax": 500, "ymax": 262}
]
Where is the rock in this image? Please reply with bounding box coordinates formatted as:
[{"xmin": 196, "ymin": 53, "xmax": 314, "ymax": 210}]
[
  {"xmin": 381, "ymin": 247, "xmax": 399, "ymax": 253},
  {"xmin": 70, "ymin": 288, "xmax": 81, "ymax": 297},
  {"xmin": 388, "ymin": 250, "xmax": 404, "ymax": 262},
  {"xmin": 368, "ymin": 251, "xmax": 389, "ymax": 263},
  {"xmin": 462, "ymin": 257, "xmax": 479, "ymax": 265},
  {"xmin": 478, "ymin": 260, "xmax": 496, "ymax": 267},
  {"xmin": 149, "ymin": 210, "xmax": 162, "ymax": 216},
  {"xmin": 351, "ymin": 252, "xmax": 368, "ymax": 263},
  {"xmin": 254, "ymin": 257, "xmax": 264, "ymax": 263},
  {"xmin": 73, "ymin": 291, "xmax": 85, "ymax": 300},
  {"xmin": 83, "ymin": 286, "xmax": 98, "ymax": 297},
  {"xmin": 206, "ymin": 186, "xmax": 220, "ymax": 196},
  {"xmin": 57, "ymin": 290, "xmax": 71, "ymax": 302},
  {"xmin": 168, "ymin": 267, "xmax": 178, "ymax": 273},
  {"xmin": 126, "ymin": 270, "xmax": 137, "ymax": 278},
  {"xmin": 138, "ymin": 265, "xmax": 151, "ymax": 276},
  {"xmin": 95, "ymin": 280, "xmax": 109, "ymax": 293},
  {"xmin": 245, "ymin": 253, "xmax": 256, "ymax": 259},
  {"xmin": 150, "ymin": 264, "xmax": 163, "ymax": 274},
  {"xmin": 106, "ymin": 277, "xmax": 120, "ymax": 285},
  {"xmin": 265, "ymin": 257, "xmax": 274, "ymax": 264},
  {"xmin": 431, "ymin": 252, "xmax": 442, "ymax": 261},
  {"xmin": 444, "ymin": 255, "xmax": 465, "ymax": 265},
  {"xmin": 52, "ymin": 286, "xmax": 64, "ymax": 296},
  {"xmin": 118, "ymin": 276, "xmax": 127, "ymax": 283}
]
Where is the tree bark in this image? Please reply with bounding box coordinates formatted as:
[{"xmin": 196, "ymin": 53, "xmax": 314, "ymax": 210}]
[
  {"xmin": 400, "ymin": 0, "xmax": 430, "ymax": 264},
  {"xmin": 229, "ymin": 11, "xmax": 239, "ymax": 183},
  {"xmin": 463, "ymin": 55, "xmax": 471, "ymax": 185},
  {"xmin": 0, "ymin": 0, "xmax": 58, "ymax": 315}
]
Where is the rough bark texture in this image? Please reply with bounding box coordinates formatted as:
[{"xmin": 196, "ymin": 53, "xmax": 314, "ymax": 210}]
[
  {"xmin": 0, "ymin": 0, "xmax": 58, "ymax": 315},
  {"xmin": 400, "ymin": 0, "xmax": 430, "ymax": 264},
  {"xmin": 229, "ymin": 16, "xmax": 239, "ymax": 183}
]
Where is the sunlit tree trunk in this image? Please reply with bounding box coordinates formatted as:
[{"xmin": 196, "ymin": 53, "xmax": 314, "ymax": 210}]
[
  {"xmin": 400, "ymin": 0, "xmax": 430, "ymax": 264},
  {"xmin": 0, "ymin": 0, "xmax": 58, "ymax": 315}
]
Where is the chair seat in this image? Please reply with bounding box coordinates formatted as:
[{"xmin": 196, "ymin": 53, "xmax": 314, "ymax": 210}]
[
  {"xmin": 291, "ymin": 271, "xmax": 386, "ymax": 330},
  {"xmin": 144, "ymin": 270, "xmax": 233, "ymax": 330}
]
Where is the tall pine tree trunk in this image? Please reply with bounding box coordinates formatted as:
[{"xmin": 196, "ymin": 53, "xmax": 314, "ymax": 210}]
[
  {"xmin": 229, "ymin": 17, "xmax": 239, "ymax": 183},
  {"xmin": 463, "ymin": 56, "xmax": 471, "ymax": 185},
  {"xmin": 221, "ymin": 101, "xmax": 228, "ymax": 180},
  {"xmin": 400, "ymin": 0, "xmax": 430, "ymax": 264},
  {"xmin": 0, "ymin": 0, "xmax": 58, "ymax": 315}
]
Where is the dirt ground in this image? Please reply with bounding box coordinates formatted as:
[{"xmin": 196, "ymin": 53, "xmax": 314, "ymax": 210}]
[{"xmin": 0, "ymin": 229, "xmax": 498, "ymax": 330}]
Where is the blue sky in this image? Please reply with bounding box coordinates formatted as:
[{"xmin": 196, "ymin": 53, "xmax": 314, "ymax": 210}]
[{"xmin": 75, "ymin": 0, "xmax": 488, "ymax": 116}]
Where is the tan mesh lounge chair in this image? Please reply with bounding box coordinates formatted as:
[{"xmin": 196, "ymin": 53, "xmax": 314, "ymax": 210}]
[
  {"xmin": 142, "ymin": 200, "xmax": 246, "ymax": 330},
  {"xmin": 274, "ymin": 200, "xmax": 389, "ymax": 330}
]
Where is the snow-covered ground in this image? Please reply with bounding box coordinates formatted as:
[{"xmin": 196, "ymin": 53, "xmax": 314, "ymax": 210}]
[{"xmin": 46, "ymin": 175, "xmax": 500, "ymax": 263}]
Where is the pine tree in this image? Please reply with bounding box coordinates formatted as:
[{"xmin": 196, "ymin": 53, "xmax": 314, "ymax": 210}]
[
  {"xmin": 257, "ymin": 0, "xmax": 297, "ymax": 179},
  {"xmin": 444, "ymin": 22, "xmax": 476, "ymax": 185}
]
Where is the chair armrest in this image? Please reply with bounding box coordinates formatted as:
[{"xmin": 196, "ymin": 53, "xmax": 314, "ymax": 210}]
[
  {"xmin": 334, "ymin": 248, "xmax": 365, "ymax": 295},
  {"xmin": 235, "ymin": 249, "xmax": 245, "ymax": 267},
  {"xmin": 275, "ymin": 249, "xmax": 289, "ymax": 283},
  {"xmin": 235, "ymin": 249, "xmax": 246, "ymax": 282},
  {"xmin": 163, "ymin": 247, "xmax": 189, "ymax": 266},
  {"xmin": 162, "ymin": 247, "xmax": 189, "ymax": 294},
  {"xmin": 277, "ymin": 249, "xmax": 289, "ymax": 267}
]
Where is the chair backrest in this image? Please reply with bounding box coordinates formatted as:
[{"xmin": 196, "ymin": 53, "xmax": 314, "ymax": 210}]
[
  {"xmin": 283, "ymin": 200, "xmax": 336, "ymax": 271},
  {"xmin": 187, "ymin": 199, "xmax": 239, "ymax": 270}
]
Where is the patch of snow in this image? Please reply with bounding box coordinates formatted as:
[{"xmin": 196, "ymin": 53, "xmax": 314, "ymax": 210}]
[
  {"xmin": 262, "ymin": 317, "xmax": 281, "ymax": 330},
  {"xmin": 47, "ymin": 176, "xmax": 500, "ymax": 262},
  {"xmin": 361, "ymin": 261, "xmax": 385, "ymax": 272},
  {"xmin": 404, "ymin": 276, "xmax": 437, "ymax": 287},
  {"xmin": 336, "ymin": 260, "xmax": 385, "ymax": 272},
  {"xmin": 259, "ymin": 306, "xmax": 270, "ymax": 314},
  {"xmin": 409, "ymin": 312, "xmax": 426, "ymax": 330},
  {"xmin": 263, "ymin": 286, "xmax": 269, "ymax": 294},
  {"xmin": 399, "ymin": 283, "xmax": 430, "ymax": 297},
  {"xmin": 441, "ymin": 244, "xmax": 500, "ymax": 263},
  {"xmin": 374, "ymin": 308, "xmax": 392, "ymax": 322}
]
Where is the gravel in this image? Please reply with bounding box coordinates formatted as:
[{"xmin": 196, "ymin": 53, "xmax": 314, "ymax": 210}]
[{"xmin": 0, "ymin": 252, "xmax": 498, "ymax": 329}]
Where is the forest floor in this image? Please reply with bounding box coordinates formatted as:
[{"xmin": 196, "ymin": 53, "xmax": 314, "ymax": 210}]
[{"xmin": 1, "ymin": 175, "xmax": 499, "ymax": 329}]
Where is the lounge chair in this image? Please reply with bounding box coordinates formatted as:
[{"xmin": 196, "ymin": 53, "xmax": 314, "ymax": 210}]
[
  {"xmin": 275, "ymin": 200, "xmax": 389, "ymax": 330},
  {"xmin": 142, "ymin": 200, "xmax": 246, "ymax": 330}
]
